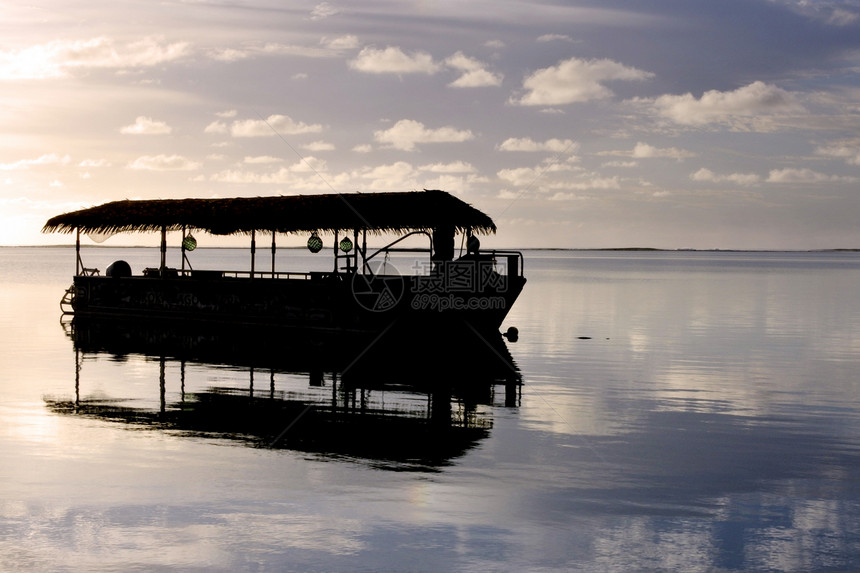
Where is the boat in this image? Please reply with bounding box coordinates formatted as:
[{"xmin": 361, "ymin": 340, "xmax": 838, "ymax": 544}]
[{"xmin": 43, "ymin": 190, "xmax": 525, "ymax": 338}]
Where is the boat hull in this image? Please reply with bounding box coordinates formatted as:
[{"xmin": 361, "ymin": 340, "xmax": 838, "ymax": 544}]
[{"xmin": 70, "ymin": 269, "xmax": 525, "ymax": 336}]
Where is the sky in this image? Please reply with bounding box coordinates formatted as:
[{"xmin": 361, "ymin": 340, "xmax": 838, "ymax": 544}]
[{"xmin": 2, "ymin": 0, "xmax": 860, "ymax": 249}]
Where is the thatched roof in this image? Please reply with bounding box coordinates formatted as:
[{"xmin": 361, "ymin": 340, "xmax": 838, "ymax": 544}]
[{"xmin": 42, "ymin": 190, "xmax": 496, "ymax": 236}]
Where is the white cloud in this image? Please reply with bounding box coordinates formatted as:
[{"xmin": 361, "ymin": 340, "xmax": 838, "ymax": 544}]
[
  {"xmin": 304, "ymin": 140, "xmax": 336, "ymax": 151},
  {"xmin": 511, "ymin": 57, "xmax": 653, "ymax": 106},
  {"xmin": 484, "ymin": 40, "xmax": 505, "ymax": 49},
  {"xmin": 690, "ymin": 168, "xmax": 760, "ymax": 186},
  {"xmin": 553, "ymin": 176, "xmax": 621, "ymax": 190},
  {"xmin": 497, "ymin": 137, "xmax": 578, "ymax": 153},
  {"xmin": 210, "ymin": 40, "xmax": 350, "ymax": 62},
  {"xmin": 127, "ymin": 155, "xmax": 201, "ymax": 171},
  {"xmin": 348, "ymin": 46, "xmax": 441, "ymax": 75},
  {"xmin": 120, "ymin": 116, "xmax": 172, "ymax": 135},
  {"xmin": 243, "ymin": 156, "xmax": 283, "ymax": 164},
  {"xmin": 210, "ymin": 157, "xmax": 329, "ymax": 184},
  {"xmin": 418, "ymin": 161, "xmax": 477, "ymax": 173},
  {"xmin": 603, "ymin": 160, "xmax": 638, "ymax": 168},
  {"xmin": 0, "ymin": 154, "xmax": 71, "ymax": 170},
  {"xmin": 354, "ymin": 161, "xmax": 421, "ymax": 190},
  {"xmin": 78, "ymin": 159, "xmax": 109, "ymax": 167},
  {"xmin": 445, "ymin": 52, "xmax": 502, "ymax": 87},
  {"xmin": 766, "ymin": 168, "xmax": 858, "ymax": 183},
  {"xmin": 537, "ymin": 34, "xmax": 574, "ymax": 43},
  {"xmin": 0, "ymin": 36, "xmax": 189, "ymax": 80},
  {"xmin": 631, "ymin": 142, "xmax": 695, "ymax": 160},
  {"xmin": 230, "ymin": 114, "xmax": 323, "ymax": 137},
  {"xmin": 421, "ymin": 173, "xmax": 487, "ymax": 194},
  {"xmin": 204, "ymin": 121, "xmax": 229, "ymax": 134},
  {"xmin": 649, "ymin": 81, "xmax": 804, "ymax": 127},
  {"xmin": 310, "ymin": 2, "xmax": 340, "ymax": 20},
  {"xmin": 828, "ymin": 8, "xmax": 860, "ymax": 25},
  {"xmin": 352, "ymin": 144, "xmax": 373, "ymax": 153},
  {"xmin": 322, "ymin": 35, "xmax": 360, "ymax": 51},
  {"xmin": 816, "ymin": 141, "xmax": 860, "ymax": 165},
  {"xmin": 373, "ymin": 119, "xmax": 473, "ymax": 151},
  {"xmin": 497, "ymin": 160, "xmax": 580, "ymax": 187},
  {"xmin": 210, "ymin": 48, "xmax": 249, "ymax": 62}
]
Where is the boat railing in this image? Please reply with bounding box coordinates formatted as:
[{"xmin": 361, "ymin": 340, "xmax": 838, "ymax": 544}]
[
  {"xmin": 364, "ymin": 231, "xmax": 433, "ymax": 270},
  {"xmin": 141, "ymin": 268, "xmax": 318, "ymax": 280},
  {"xmin": 483, "ymin": 250, "xmax": 525, "ymax": 278}
]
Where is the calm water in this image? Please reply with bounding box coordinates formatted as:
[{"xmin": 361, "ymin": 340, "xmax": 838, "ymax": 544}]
[{"xmin": 2, "ymin": 247, "xmax": 860, "ymax": 572}]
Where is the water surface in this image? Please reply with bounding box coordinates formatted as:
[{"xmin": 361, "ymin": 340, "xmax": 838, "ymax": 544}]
[{"xmin": 2, "ymin": 247, "xmax": 860, "ymax": 572}]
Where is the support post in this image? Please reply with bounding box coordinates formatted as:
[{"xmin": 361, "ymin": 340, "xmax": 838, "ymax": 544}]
[
  {"xmin": 181, "ymin": 225, "xmax": 186, "ymax": 273},
  {"xmin": 362, "ymin": 229, "xmax": 367, "ymax": 273},
  {"xmin": 75, "ymin": 229, "xmax": 81, "ymax": 276},
  {"xmin": 160, "ymin": 226, "xmax": 167, "ymax": 277},
  {"xmin": 271, "ymin": 231, "xmax": 276, "ymax": 277},
  {"xmin": 333, "ymin": 230, "xmax": 339, "ymax": 273},
  {"xmin": 353, "ymin": 229, "xmax": 359, "ymax": 272},
  {"xmin": 250, "ymin": 230, "xmax": 256, "ymax": 279}
]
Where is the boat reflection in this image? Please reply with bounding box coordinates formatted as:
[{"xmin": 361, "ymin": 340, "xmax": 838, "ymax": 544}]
[{"xmin": 48, "ymin": 318, "xmax": 521, "ymax": 469}]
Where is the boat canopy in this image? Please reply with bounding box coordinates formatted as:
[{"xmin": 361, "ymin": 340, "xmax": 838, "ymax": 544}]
[{"xmin": 42, "ymin": 190, "xmax": 496, "ymax": 236}]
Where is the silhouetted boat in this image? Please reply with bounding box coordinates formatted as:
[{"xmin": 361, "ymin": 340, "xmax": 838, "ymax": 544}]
[{"xmin": 43, "ymin": 190, "xmax": 525, "ymax": 337}]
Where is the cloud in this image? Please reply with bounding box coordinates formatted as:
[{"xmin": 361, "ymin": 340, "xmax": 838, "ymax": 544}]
[
  {"xmin": 496, "ymin": 159, "xmax": 580, "ymax": 186},
  {"xmin": 537, "ymin": 34, "xmax": 574, "ymax": 43},
  {"xmin": 210, "ymin": 157, "xmax": 329, "ymax": 184},
  {"xmin": 204, "ymin": 121, "xmax": 228, "ymax": 134},
  {"xmin": 497, "ymin": 137, "xmax": 578, "ymax": 153},
  {"xmin": 322, "ymin": 35, "xmax": 360, "ymax": 51},
  {"xmin": 230, "ymin": 114, "xmax": 323, "ymax": 137},
  {"xmin": 766, "ymin": 168, "xmax": 858, "ymax": 183},
  {"xmin": 648, "ymin": 81, "xmax": 804, "ymax": 128},
  {"xmin": 828, "ymin": 8, "xmax": 860, "ymax": 25},
  {"xmin": 310, "ymin": 2, "xmax": 340, "ymax": 20},
  {"xmin": 373, "ymin": 119, "xmax": 473, "ymax": 151},
  {"xmin": 304, "ymin": 140, "xmax": 336, "ymax": 151},
  {"xmin": 603, "ymin": 160, "xmax": 638, "ymax": 168},
  {"xmin": 127, "ymin": 155, "xmax": 201, "ymax": 171},
  {"xmin": 773, "ymin": 0, "xmax": 860, "ymax": 26},
  {"xmin": 210, "ymin": 38, "xmax": 356, "ymax": 62},
  {"xmin": 349, "ymin": 46, "xmax": 441, "ymax": 75},
  {"xmin": 816, "ymin": 141, "xmax": 860, "ymax": 165},
  {"xmin": 510, "ymin": 57, "xmax": 653, "ymax": 106},
  {"xmin": 445, "ymin": 52, "xmax": 502, "ymax": 87},
  {"xmin": 78, "ymin": 159, "xmax": 110, "ymax": 167},
  {"xmin": 357, "ymin": 161, "xmax": 416, "ymax": 183},
  {"xmin": 418, "ymin": 161, "xmax": 477, "ymax": 173},
  {"xmin": 120, "ymin": 116, "xmax": 172, "ymax": 135},
  {"xmin": 243, "ymin": 156, "xmax": 283, "ymax": 164},
  {"xmin": 0, "ymin": 36, "xmax": 189, "ymax": 80},
  {"xmin": 691, "ymin": 168, "xmax": 760, "ymax": 186},
  {"xmin": 0, "ymin": 154, "xmax": 71, "ymax": 170},
  {"xmin": 631, "ymin": 142, "xmax": 695, "ymax": 160}
]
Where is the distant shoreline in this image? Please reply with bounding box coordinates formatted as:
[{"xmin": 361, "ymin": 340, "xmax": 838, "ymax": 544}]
[{"xmin": 5, "ymin": 245, "xmax": 860, "ymax": 253}]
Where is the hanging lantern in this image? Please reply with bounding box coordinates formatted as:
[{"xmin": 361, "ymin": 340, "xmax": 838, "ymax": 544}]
[
  {"xmin": 182, "ymin": 234, "xmax": 197, "ymax": 251},
  {"xmin": 307, "ymin": 232, "xmax": 323, "ymax": 253},
  {"xmin": 339, "ymin": 236, "xmax": 353, "ymax": 253}
]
